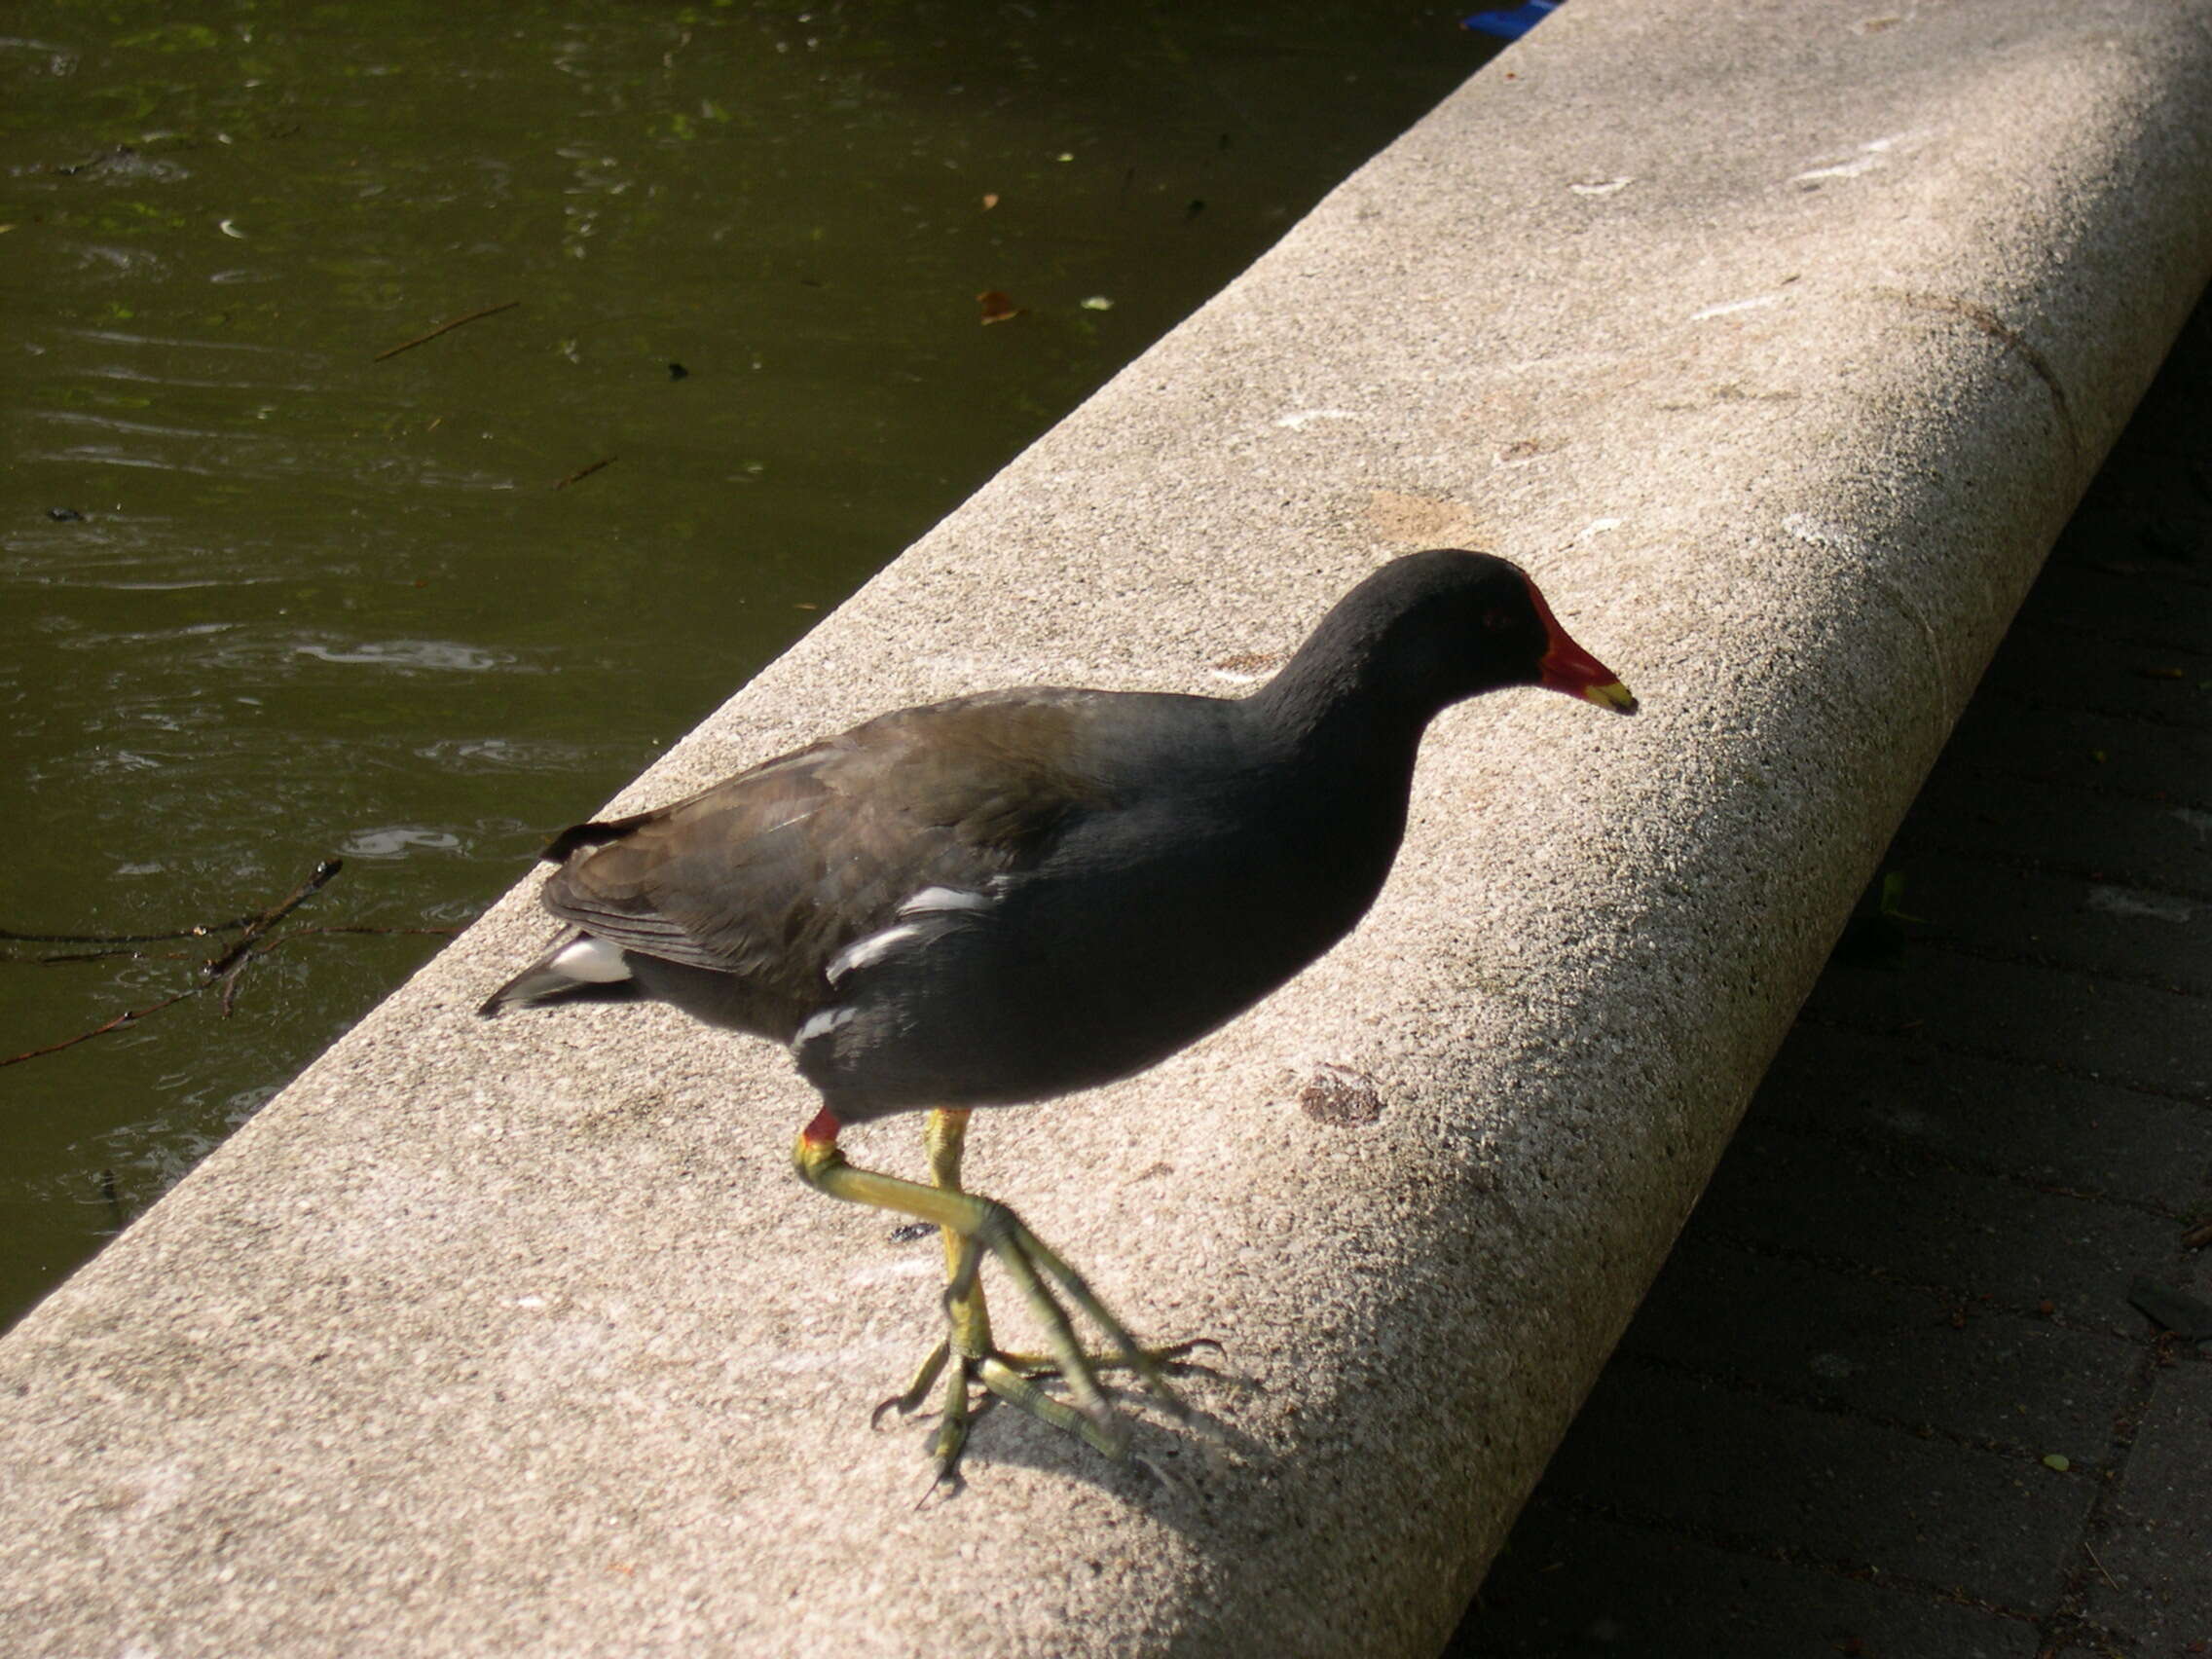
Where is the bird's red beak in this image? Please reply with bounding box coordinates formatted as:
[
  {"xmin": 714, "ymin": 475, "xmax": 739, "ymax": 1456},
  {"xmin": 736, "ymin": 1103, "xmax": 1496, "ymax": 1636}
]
[{"xmin": 1526, "ymin": 575, "xmax": 1638, "ymax": 714}]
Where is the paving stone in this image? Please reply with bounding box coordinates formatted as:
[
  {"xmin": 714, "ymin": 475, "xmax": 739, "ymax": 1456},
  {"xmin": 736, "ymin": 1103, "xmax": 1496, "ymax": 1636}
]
[
  {"xmin": 2048, "ymin": 507, "xmax": 2212, "ymax": 581},
  {"xmin": 1980, "ymin": 621, "xmax": 2212, "ymax": 730},
  {"xmin": 1616, "ymin": 1238, "xmax": 2136, "ymax": 1459},
  {"xmin": 1757, "ymin": 1021, "xmax": 2212, "ymax": 1214},
  {"xmin": 1693, "ymin": 1122, "xmax": 2184, "ymax": 1330},
  {"xmin": 1864, "ymin": 852, "xmax": 2211, "ymax": 997},
  {"xmin": 1884, "ymin": 774, "xmax": 2212, "ymax": 902},
  {"xmin": 2049, "ymin": 499, "xmax": 2211, "ymax": 569},
  {"xmin": 1803, "ymin": 950, "xmax": 2212, "ymax": 1102},
  {"xmin": 1531, "ymin": 1369, "xmax": 2091, "ymax": 1615},
  {"xmin": 2084, "ymin": 1363, "xmax": 2212, "ymax": 1653},
  {"xmin": 1895, "ymin": 771, "xmax": 2212, "ymax": 902},
  {"xmin": 1453, "ymin": 1503, "xmax": 2043, "ymax": 1658},
  {"xmin": 2030, "ymin": 544, "xmax": 2211, "ymax": 625},
  {"xmin": 1939, "ymin": 694, "xmax": 2212, "ymax": 806}
]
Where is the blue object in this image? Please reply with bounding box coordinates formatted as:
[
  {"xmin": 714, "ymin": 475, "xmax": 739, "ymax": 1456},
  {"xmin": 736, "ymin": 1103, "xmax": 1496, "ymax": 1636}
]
[{"xmin": 1462, "ymin": 0, "xmax": 1558, "ymax": 41}]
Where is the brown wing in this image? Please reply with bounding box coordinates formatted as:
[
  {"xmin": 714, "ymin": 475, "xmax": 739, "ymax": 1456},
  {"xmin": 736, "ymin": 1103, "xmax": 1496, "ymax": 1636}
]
[{"xmin": 536, "ymin": 693, "xmax": 1116, "ymax": 1002}]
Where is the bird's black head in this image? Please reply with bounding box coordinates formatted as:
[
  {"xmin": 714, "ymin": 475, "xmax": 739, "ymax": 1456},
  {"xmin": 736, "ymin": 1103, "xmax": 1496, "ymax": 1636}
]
[{"xmin": 1282, "ymin": 548, "xmax": 1637, "ymax": 723}]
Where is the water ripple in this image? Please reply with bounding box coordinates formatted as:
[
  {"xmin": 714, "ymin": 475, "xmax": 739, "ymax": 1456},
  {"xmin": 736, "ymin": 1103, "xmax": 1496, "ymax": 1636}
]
[{"xmin": 292, "ymin": 639, "xmax": 516, "ymax": 672}]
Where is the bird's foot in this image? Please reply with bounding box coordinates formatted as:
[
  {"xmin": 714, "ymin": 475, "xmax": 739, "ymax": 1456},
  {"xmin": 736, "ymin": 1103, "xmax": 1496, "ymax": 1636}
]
[
  {"xmin": 870, "ymin": 1198, "xmax": 1214, "ymax": 1485},
  {"xmin": 873, "ymin": 1336, "xmax": 1223, "ymax": 1486},
  {"xmin": 997, "ymin": 1336, "xmax": 1226, "ymax": 1383},
  {"xmin": 794, "ymin": 1118, "xmax": 1201, "ymax": 1483},
  {"xmin": 943, "ymin": 1200, "xmax": 1197, "ymax": 1462}
]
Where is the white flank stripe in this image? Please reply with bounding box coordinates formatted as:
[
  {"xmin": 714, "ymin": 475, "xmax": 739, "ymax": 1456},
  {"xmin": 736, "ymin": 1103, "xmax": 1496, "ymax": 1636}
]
[
  {"xmin": 795, "ymin": 1005, "xmax": 857, "ymax": 1045},
  {"xmin": 826, "ymin": 923, "xmax": 925, "ymax": 983},
  {"xmin": 898, "ymin": 886, "xmax": 991, "ymax": 915}
]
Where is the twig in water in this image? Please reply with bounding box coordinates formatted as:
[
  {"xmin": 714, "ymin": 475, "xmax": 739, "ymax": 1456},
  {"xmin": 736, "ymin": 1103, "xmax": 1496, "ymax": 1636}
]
[
  {"xmin": 1, "ymin": 919, "xmax": 251, "ymax": 946},
  {"xmin": 216, "ymin": 957, "xmax": 252, "ymax": 1018},
  {"xmin": 1, "ymin": 988, "xmax": 200, "ymax": 1067},
  {"xmin": 210, "ymin": 920, "xmax": 465, "ymax": 1016},
  {"xmin": 7, "ymin": 946, "xmax": 200, "ymax": 967},
  {"xmin": 372, "ymin": 300, "xmax": 521, "ymax": 362},
  {"xmin": 201, "ymin": 860, "xmax": 344, "ymax": 981},
  {"xmin": 2, "ymin": 859, "xmax": 347, "ymax": 1056},
  {"xmin": 554, "ymin": 456, "xmax": 617, "ymax": 490}
]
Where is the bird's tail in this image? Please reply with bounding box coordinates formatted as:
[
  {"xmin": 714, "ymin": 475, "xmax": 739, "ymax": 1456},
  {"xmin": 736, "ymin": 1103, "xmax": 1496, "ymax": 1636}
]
[{"xmin": 478, "ymin": 931, "xmax": 639, "ymax": 1017}]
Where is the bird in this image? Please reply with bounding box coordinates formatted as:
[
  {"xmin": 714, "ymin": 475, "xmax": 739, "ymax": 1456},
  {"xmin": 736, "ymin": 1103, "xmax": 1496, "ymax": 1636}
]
[{"xmin": 481, "ymin": 548, "xmax": 1635, "ymax": 1479}]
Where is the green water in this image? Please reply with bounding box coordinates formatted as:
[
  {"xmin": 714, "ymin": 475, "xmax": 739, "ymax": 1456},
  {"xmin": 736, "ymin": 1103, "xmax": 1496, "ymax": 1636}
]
[{"xmin": 0, "ymin": 3, "xmax": 1499, "ymax": 1330}]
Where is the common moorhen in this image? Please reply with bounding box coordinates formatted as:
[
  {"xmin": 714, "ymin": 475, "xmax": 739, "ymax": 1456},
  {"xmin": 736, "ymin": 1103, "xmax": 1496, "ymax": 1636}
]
[{"xmin": 482, "ymin": 549, "xmax": 1634, "ymax": 1477}]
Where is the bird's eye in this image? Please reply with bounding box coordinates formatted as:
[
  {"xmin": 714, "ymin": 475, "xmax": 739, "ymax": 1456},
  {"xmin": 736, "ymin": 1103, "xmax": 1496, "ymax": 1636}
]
[{"xmin": 1482, "ymin": 606, "xmax": 1516, "ymax": 632}]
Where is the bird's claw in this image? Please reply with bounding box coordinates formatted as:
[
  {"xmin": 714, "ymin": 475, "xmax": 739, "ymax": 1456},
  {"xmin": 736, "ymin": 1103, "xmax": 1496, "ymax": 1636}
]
[
  {"xmin": 1003, "ymin": 1335, "xmax": 1227, "ymax": 1381},
  {"xmin": 870, "ymin": 1339, "xmax": 951, "ymax": 1432},
  {"xmin": 872, "ymin": 1338, "xmax": 1223, "ymax": 1433},
  {"xmin": 886, "ymin": 1215, "xmax": 1215, "ymax": 1482},
  {"xmin": 946, "ymin": 1206, "xmax": 1194, "ymax": 1457}
]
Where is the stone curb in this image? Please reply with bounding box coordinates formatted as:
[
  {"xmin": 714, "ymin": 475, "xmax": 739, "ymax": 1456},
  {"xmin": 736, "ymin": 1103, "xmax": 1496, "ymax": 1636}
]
[{"xmin": 4, "ymin": 2, "xmax": 2210, "ymax": 1654}]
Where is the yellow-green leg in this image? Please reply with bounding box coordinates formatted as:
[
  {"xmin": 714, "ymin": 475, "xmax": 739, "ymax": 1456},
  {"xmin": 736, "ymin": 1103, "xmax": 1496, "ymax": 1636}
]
[
  {"xmin": 929, "ymin": 1106, "xmax": 993, "ymax": 1361},
  {"xmin": 793, "ymin": 1104, "xmax": 1186, "ymax": 1477}
]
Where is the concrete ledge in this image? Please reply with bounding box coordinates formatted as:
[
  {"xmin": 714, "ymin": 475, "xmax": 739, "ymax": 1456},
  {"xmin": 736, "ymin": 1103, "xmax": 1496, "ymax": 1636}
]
[{"xmin": 6, "ymin": 2, "xmax": 2211, "ymax": 1654}]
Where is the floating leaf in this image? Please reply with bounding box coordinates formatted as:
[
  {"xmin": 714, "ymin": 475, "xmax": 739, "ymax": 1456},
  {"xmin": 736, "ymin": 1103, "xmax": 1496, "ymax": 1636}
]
[{"xmin": 977, "ymin": 290, "xmax": 1024, "ymax": 325}]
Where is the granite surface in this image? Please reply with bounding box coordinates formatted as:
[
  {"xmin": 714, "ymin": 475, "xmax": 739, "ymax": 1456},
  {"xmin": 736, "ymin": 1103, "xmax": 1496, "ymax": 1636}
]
[{"xmin": 3, "ymin": 2, "xmax": 2209, "ymax": 1653}]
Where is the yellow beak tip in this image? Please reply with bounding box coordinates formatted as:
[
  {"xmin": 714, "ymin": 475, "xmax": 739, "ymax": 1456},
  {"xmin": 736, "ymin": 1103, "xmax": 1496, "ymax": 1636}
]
[{"xmin": 1585, "ymin": 680, "xmax": 1639, "ymax": 715}]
